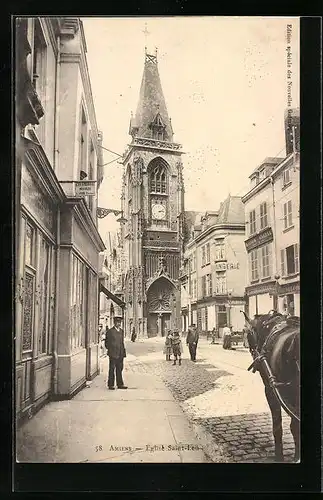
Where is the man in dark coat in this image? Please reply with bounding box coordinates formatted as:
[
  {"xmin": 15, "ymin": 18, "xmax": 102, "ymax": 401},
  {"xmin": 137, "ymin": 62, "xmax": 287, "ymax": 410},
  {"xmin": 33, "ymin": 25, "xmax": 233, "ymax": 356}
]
[
  {"xmin": 186, "ymin": 324, "xmax": 199, "ymax": 362},
  {"xmin": 105, "ymin": 316, "xmax": 127, "ymax": 390}
]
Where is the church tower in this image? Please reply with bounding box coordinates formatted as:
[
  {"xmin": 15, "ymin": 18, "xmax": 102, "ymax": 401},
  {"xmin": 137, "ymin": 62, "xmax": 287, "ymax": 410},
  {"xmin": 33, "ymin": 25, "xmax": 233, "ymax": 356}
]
[{"xmin": 121, "ymin": 49, "xmax": 185, "ymax": 338}]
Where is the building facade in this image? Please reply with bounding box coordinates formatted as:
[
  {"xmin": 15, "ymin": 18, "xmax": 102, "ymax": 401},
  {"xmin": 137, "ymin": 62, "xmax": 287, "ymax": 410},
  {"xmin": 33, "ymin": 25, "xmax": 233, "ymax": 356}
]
[
  {"xmin": 15, "ymin": 17, "xmax": 105, "ymax": 422},
  {"xmin": 99, "ymin": 231, "xmax": 124, "ymax": 329},
  {"xmin": 120, "ymin": 50, "xmax": 185, "ymax": 337},
  {"xmin": 242, "ymin": 109, "xmax": 300, "ymax": 317},
  {"xmin": 180, "ymin": 196, "xmax": 247, "ymax": 337}
]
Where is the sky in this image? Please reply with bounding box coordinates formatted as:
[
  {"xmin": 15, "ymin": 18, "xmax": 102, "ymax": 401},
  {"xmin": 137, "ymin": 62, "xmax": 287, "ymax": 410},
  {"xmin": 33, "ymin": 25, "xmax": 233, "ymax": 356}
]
[{"xmin": 81, "ymin": 16, "xmax": 300, "ymax": 241}]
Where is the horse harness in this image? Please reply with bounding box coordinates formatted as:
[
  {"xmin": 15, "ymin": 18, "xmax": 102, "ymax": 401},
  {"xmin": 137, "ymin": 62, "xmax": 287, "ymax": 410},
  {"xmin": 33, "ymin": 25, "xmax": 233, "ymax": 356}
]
[{"xmin": 247, "ymin": 315, "xmax": 300, "ymax": 422}]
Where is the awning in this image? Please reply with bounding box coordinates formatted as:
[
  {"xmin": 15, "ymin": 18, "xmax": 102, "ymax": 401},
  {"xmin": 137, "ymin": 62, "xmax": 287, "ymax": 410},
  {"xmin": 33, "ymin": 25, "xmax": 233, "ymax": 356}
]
[{"xmin": 99, "ymin": 282, "xmax": 125, "ymax": 309}]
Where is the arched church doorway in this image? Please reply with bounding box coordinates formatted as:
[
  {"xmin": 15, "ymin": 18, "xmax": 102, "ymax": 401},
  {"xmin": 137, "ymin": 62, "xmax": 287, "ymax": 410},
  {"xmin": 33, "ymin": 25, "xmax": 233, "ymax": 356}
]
[{"xmin": 146, "ymin": 277, "xmax": 176, "ymax": 337}]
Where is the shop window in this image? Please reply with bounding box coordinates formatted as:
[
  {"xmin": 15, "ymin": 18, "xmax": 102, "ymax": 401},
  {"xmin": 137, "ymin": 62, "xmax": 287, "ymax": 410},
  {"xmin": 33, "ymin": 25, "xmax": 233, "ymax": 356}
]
[
  {"xmin": 22, "ymin": 220, "xmax": 36, "ymax": 354},
  {"xmin": 38, "ymin": 237, "xmax": 51, "ymax": 354},
  {"xmin": 71, "ymin": 254, "xmax": 86, "ymax": 350},
  {"xmin": 284, "ymin": 294, "xmax": 295, "ymax": 315},
  {"xmin": 201, "ymin": 306, "xmax": 207, "ymax": 331},
  {"xmin": 88, "ymin": 270, "xmax": 98, "ymax": 343},
  {"xmin": 217, "ymin": 305, "xmax": 227, "ymax": 328}
]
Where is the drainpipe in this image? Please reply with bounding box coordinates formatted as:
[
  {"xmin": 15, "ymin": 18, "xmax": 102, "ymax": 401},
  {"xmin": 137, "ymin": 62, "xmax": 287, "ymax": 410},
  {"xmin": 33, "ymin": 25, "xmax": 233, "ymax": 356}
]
[
  {"xmin": 270, "ymin": 176, "xmax": 279, "ymax": 311},
  {"xmin": 52, "ymin": 34, "xmax": 61, "ymax": 394},
  {"xmin": 52, "ymin": 209, "xmax": 60, "ymax": 394},
  {"xmin": 54, "ymin": 35, "xmax": 60, "ymax": 171}
]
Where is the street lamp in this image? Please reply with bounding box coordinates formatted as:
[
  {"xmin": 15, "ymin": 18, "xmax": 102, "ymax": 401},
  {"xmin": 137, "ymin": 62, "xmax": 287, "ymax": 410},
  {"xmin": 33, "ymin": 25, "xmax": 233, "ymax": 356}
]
[
  {"xmin": 227, "ymin": 289, "xmax": 233, "ymax": 328},
  {"xmin": 273, "ymin": 274, "xmax": 280, "ymax": 312}
]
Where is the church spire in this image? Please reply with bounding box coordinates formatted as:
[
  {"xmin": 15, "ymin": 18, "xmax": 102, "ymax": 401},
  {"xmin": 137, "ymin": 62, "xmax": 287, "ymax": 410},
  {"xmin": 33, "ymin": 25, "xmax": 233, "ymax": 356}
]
[{"xmin": 129, "ymin": 50, "xmax": 174, "ymax": 142}]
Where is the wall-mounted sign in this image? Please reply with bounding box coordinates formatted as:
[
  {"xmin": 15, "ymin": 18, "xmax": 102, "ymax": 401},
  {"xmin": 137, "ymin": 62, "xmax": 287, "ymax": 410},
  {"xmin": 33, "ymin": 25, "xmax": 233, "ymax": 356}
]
[
  {"xmin": 245, "ymin": 227, "xmax": 273, "ymax": 252},
  {"xmin": 215, "ymin": 262, "xmax": 240, "ymax": 271},
  {"xmin": 75, "ymin": 181, "xmax": 96, "ymax": 196}
]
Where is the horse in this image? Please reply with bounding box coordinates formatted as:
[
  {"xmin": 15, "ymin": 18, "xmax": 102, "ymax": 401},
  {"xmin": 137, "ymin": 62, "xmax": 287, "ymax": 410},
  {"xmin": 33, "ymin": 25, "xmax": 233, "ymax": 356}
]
[{"xmin": 241, "ymin": 310, "xmax": 300, "ymax": 462}]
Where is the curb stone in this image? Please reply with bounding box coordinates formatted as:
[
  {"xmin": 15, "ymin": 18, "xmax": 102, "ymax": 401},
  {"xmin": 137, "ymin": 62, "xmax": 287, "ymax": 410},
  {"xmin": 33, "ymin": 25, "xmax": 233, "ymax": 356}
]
[{"xmin": 185, "ymin": 413, "xmax": 229, "ymax": 463}]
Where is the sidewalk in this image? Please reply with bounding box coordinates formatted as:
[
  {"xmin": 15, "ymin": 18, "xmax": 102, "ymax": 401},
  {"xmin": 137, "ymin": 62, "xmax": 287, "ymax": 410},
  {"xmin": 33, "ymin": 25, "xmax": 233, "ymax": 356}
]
[{"xmin": 16, "ymin": 354, "xmax": 207, "ymax": 463}]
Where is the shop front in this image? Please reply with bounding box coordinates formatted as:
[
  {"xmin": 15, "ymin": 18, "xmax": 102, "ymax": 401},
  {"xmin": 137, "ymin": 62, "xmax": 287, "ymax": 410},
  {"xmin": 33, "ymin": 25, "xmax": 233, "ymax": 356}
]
[
  {"xmin": 16, "ymin": 140, "xmax": 62, "ymax": 422},
  {"xmin": 56, "ymin": 200, "xmax": 105, "ymax": 398},
  {"xmin": 278, "ymin": 281, "xmax": 300, "ymax": 317}
]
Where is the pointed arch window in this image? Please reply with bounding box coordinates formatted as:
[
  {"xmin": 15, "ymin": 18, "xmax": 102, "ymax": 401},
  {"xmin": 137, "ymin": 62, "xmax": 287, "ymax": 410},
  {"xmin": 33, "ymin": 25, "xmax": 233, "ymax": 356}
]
[{"xmin": 150, "ymin": 164, "xmax": 167, "ymax": 194}]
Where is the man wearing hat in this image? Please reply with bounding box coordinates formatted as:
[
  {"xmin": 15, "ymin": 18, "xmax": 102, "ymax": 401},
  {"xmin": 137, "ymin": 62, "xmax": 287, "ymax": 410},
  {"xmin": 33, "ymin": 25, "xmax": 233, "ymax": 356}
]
[
  {"xmin": 186, "ymin": 324, "xmax": 199, "ymax": 362},
  {"xmin": 105, "ymin": 316, "xmax": 127, "ymax": 390}
]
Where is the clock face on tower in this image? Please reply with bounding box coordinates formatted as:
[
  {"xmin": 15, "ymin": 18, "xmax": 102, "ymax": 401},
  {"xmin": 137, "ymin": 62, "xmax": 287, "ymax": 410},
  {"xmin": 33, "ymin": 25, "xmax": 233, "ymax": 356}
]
[{"xmin": 152, "ymin": 203, "xmax": 166, "ymax": 220}]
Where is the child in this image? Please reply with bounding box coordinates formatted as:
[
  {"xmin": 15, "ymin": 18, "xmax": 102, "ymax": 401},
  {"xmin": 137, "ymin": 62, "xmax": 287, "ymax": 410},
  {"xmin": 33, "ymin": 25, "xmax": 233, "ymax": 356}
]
[
  {"xmin": 171, "ymin": 329, "xmax": 183, "ymax": 366},
  {"xmin": 163, "ymin": 330, "xmax": 173, "ymax": 361}
]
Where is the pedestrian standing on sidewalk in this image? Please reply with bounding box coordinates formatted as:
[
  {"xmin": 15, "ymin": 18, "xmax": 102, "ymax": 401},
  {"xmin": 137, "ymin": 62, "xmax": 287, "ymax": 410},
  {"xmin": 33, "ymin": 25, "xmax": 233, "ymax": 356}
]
[
  {"xmin": 211, "ymin": 327, "xmax": 216, "ymax": 344},
  {"xmin": 222, "ymin": 324, "xmax": 232, "ymax": 350},
  {"xmin": 163, "ymin": 330, "xmax": 173, "ymax": 361},
  {"xmin": 99, "ymin": 324, "xmax": 107, "ymax": 358},
  {"xmin": 186, "ymin": 324, "xmax": 199, "ymax": 361},
  {"xmin": 171, "ymin": 330, "xmax": 183, "ymax": 365},
  {"xmin": 131, "ymin": 326, "xmax": 137, "ymax": 342},
  {"xmin": 105, "ymin": 316, "xmax": 128, "ymax": 390}
]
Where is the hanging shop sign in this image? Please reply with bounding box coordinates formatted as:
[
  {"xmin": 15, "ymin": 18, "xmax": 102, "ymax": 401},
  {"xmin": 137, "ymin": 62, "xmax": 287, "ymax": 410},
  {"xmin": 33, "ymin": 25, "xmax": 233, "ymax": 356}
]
[
  {"xmin": 75, "ymin": 181, "xmax": 96, "ymax": 196},
  {"xmin": 215, "ymin": 262, "xmax": 240, "ymax": 271}
]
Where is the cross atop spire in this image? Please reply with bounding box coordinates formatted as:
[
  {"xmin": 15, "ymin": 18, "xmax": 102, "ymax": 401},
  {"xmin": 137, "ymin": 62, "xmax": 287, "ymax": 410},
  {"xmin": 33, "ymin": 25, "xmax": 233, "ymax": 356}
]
[{"xmin": 142, "ymin": 22, "xmax": 150, "ymax": 46}]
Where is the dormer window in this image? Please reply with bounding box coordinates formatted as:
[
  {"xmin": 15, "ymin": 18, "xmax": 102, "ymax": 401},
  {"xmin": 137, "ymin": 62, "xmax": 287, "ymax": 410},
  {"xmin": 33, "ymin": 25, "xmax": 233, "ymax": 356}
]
[
  {"xmin": 150, "ymin": 112, "xmax": 166, "ymax": 141},
  {"xmin": 258, "ymin": 168, "xmax": 265, "ymax": 180}
]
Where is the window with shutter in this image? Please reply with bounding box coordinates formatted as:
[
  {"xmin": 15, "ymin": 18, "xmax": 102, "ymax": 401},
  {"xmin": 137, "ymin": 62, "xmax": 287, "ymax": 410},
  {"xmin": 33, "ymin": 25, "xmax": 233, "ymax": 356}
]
[
  {"xmin": 202, "ymin": 276, "xmax": 206, "ymax": 297},
  {"xmin": 206, "ymin": 243, "xmax": 210, "ymax": 264},
  {"xmin": 260, "ymin": 202, "xmax": 268, "ymax": 229},
  {"xmin": 286, "ymin": 244, "xmax": 298, "ymax": 275},
  {"xmin": 283, "ymin": 167, "xmax": 291, "ymax": 186},
  {"xmin": 201, "ymin": 246, "xmax": 206, "ymax": 266},
  {"xmin": 261, "ymin": 244, "xmax": 271, "ymax": 278},
  {"xmin": 249, "ymin": 209, "xmax": 256, "ymax": 235},
  {"xmin": 250, "ymin": 249, "xmax": 259, "ymax": 281},
  {"xmin": 281, "ymin": 249, "xmax": 286, "ymax": 276},
  {"xmin": 294, "ymin": 243, "xmax": 299, "ymax": 273},
  {"xmin": 283, "ymin": 200, "xmax": 293, "ymax": 229}
]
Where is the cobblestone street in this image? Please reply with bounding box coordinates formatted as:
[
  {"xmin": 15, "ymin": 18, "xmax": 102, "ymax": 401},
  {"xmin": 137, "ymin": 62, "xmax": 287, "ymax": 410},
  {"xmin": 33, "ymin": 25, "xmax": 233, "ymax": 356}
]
[{"xmin": 126, "ymin": 337, "xmax": 295, "ymax": 463}]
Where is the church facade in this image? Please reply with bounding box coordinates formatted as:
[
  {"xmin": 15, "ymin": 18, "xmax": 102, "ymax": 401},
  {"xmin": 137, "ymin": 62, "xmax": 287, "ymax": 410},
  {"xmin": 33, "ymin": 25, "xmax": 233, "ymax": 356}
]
[{"xmin": 120, "ymin": 50, "xmax": 185, "ymax": 337}]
